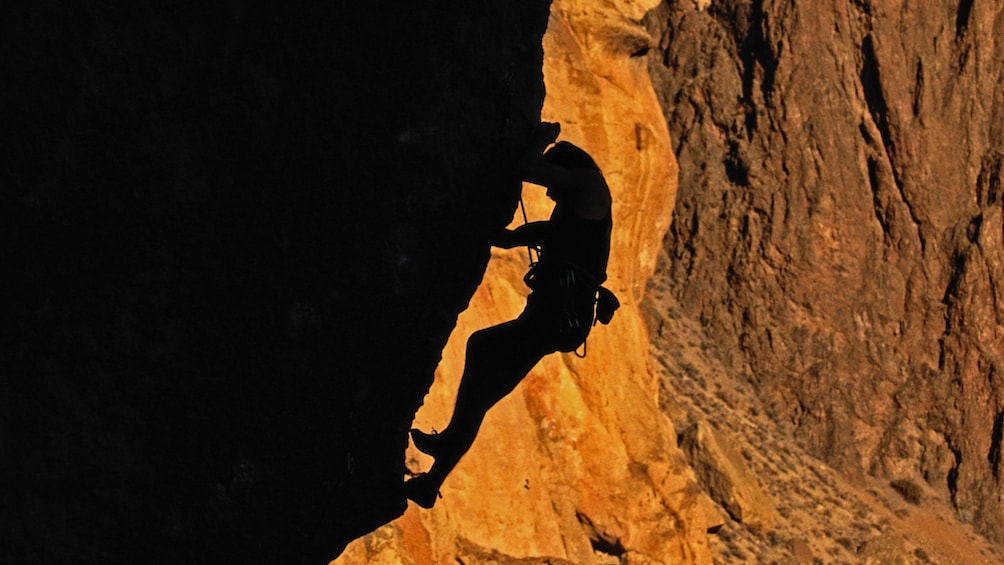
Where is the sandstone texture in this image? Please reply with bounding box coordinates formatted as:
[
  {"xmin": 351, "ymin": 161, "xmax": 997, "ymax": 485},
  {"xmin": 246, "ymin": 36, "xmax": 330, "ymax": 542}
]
[
  {"xmin": 337, "ymin": 1, "xmax": 718, "ymax": 563},
  {"xmin": 646, "ymin": 0, "xmax": 1004, "ymax": 545},
  {"xmin": 678, "ymin": 419, "xmax": 777, "ymax": 533}
]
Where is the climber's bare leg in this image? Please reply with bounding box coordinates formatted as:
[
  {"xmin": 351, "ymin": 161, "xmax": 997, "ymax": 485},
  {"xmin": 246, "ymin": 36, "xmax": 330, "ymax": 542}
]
[{"xmin": 406, "ymin": 320, "xmax": 550, "ymax": 507}]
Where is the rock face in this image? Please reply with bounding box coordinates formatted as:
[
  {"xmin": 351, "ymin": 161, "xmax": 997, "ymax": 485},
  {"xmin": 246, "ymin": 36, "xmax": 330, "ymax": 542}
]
[
  {"xmin": 679, "ymin": 420, "xmax": 776, "ymax": 533},
  {"xmin": 857, "ymin": 532, "xmax": 914, "ymax": 565},
  {"xmin": 337, "ymin": 1, "xmax": 718, "ymax": 563},
  {"xmin": 5, "ymin": 4, "xmax": 551, "ymax": 563},
  {"xmin": 645, "ymin": 0, "xmax": 1004, "ymax": 542}
]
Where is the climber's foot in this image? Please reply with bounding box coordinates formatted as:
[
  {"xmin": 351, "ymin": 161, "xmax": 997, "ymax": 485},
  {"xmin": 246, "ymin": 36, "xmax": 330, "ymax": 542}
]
[
  {"xmin": 410, "ymin": 428, "xmax": 446, "ymax": 458},
  {"xmin": 404, "ymin": 473, "xmax": 441, "ymax": 509}
]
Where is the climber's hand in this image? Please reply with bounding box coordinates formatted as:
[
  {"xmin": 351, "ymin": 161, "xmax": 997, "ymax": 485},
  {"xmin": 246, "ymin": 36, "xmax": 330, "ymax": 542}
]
[
  {"xmin": 535, "ymin": 121, "xmax": 560, "ymax": 145},
  {"xmin": 492, "ymin": 229, "xmax": 516, "ymax": 249}
]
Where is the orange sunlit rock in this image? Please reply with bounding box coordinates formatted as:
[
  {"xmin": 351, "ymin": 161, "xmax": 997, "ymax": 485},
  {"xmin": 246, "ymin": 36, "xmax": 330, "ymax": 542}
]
[{"xmin": 336, "ymin": 1, "xmax": 715, "ymax": 563}]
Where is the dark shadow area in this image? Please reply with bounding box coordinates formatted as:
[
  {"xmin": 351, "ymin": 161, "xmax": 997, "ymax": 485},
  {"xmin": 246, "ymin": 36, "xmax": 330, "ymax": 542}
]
[
  {"xmin": 956, "ymin": 0, "xmax": 975, "ymax": 38},
  {"xmin": 3, "ymin": 2, "xmax": 550, "ymax": 563}
]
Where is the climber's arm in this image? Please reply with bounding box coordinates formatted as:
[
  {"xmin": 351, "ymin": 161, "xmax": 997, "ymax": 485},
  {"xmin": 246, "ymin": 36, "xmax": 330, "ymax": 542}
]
[
  {"xmin": 519, "ymin": 158, "xmax": 578, "ymax": 195},
  {"xmin": 493, "ymin": 221, "xmax": 551, "ymax": 249},
  {"xmin": 518, "ymin": 122, "xmax": 576, "ymax": 191}
]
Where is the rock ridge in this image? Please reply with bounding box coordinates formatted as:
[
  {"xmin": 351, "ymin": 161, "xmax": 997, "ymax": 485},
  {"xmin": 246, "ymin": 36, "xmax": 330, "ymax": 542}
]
[{"xmin": 645, "ymin": 0, "xmax": 1004, "ymax": 544}]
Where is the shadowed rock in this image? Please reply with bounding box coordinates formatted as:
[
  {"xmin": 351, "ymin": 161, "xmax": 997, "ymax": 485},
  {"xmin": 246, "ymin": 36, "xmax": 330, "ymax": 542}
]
[
  {"xmin": 5, "ymin": 3, "xmax": 551, "ymax": 563},
  {"xmin": 679, "ymin": 420, "xmax": 777, "ymax": 533},
  {"xmin": 646, "ymin": 0, "xmax": 1004, "ymax": 543}
]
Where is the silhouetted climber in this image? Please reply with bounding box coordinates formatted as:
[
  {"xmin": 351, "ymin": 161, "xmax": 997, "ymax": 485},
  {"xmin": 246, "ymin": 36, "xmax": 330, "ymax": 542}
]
[{"xmin": 405, "ymin": 122, "xmax": 619, "ymax": 508}]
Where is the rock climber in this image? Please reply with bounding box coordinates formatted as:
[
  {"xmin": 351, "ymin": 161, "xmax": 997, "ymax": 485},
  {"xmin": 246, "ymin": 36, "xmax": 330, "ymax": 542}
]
[{"xmin": 404, "ymin": 121, "xmax": 617, "ymax": 508}]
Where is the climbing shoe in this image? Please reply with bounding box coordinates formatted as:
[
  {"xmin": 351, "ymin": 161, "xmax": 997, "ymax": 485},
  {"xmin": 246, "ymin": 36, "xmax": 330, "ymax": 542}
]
[
  {"xmin": 410, "ymin": 428, "xmax": 446, "ymax": 458},
  {"xmin": 403, "ymin": 473, "xmax": 441, "ymax": 509}
]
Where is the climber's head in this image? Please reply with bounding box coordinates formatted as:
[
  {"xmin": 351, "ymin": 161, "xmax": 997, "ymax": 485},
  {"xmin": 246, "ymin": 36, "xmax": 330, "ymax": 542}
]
[
  {"xmin": 542, "ymin": 141, "xmax": 601, "ymax": 201},
  {"xmin": 543, "ymin": 141, "xmax": 599, "ymax": 171}
]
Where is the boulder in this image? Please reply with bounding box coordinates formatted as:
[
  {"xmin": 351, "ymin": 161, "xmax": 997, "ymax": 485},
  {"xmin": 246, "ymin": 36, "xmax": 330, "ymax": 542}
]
[
  {"xmin": 679, "ymin": 420, "xmax": 778, "ymax": 533},
  {"xmin": 857, "ymin": 533, "xmax": 915, "ymax": 565}
]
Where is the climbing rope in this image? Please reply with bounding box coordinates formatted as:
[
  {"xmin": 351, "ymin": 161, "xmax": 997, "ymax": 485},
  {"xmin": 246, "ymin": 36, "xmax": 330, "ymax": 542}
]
[{"xmin": 517, "ymin": 194, "xmax": 540, "ymax": 268}]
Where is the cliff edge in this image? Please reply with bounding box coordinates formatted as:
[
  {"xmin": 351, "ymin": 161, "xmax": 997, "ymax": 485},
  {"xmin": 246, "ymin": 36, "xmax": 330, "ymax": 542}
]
[
  {"xmin": 5, "ymin": 4, "xmax": 550, "ymax": 563},
  {"xmin": 337, "ymin": 1, "xmax": 718, "ymax": 563}
]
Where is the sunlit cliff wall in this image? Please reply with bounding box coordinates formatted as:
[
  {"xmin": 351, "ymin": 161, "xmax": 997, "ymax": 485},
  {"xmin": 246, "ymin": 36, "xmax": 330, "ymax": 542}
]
[
  {"xmin": 336, "ymin": 1, "xmax": 717, "ymax": 563},
  {"xmin": 646, "ymin": 0, "xmax": 1004, "ymax": 543}
]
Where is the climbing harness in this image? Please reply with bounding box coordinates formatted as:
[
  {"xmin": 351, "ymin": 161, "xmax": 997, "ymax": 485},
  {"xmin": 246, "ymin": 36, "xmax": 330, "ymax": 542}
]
[
  {"xmin": 517, "ymin": 195, "xmax": 540, "ymax": 267},
  {"xmin": 516, "ymin": 194, "xmax": 620, "ymax": 359}
]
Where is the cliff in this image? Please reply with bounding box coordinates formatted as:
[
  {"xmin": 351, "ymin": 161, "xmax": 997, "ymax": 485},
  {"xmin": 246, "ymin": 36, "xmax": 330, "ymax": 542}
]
[
  {"xmin": 12, "ymin": 1, "xmax": 1004, "ymax": 562},
  {"xmin": 336, "ymin": 0, "xmax": 718, "ymax": 563},
  {"xmin": 5, "ymin": 3, "xmax": 550, "ymax": 563},
  {"xmin": 646, "ymin": 0, "xmax": 1004, "ymax": 546}
]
